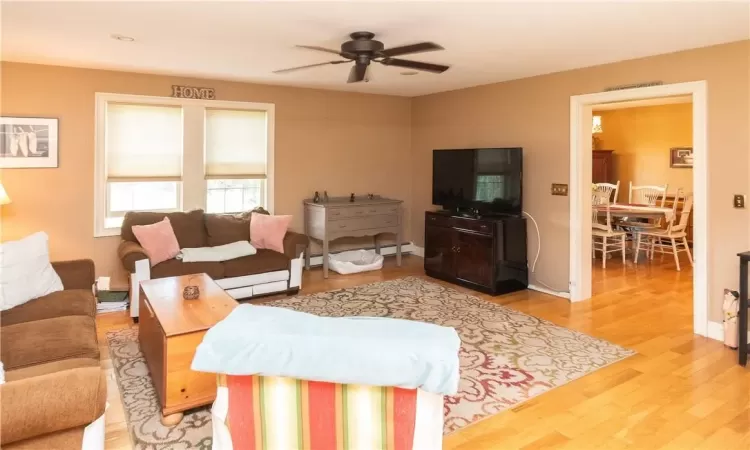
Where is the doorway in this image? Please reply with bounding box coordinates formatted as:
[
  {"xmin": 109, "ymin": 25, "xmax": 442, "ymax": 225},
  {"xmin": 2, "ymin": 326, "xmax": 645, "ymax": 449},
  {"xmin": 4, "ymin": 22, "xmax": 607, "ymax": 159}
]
[{"xmin": 569, "ymin": 81, "xmax": 708, "ymax": 337}]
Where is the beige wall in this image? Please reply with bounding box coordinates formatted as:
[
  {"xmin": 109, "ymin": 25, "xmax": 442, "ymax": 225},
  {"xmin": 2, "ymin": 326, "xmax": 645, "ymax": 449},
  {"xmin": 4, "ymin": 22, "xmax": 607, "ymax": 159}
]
[
  {"xmin": 411, "ymin": 41, "xmax": 749, "ymax": 322},
  {"xmin": 596, "ymin": 103, "xmax": 693, "ymax": 201},
  {"xmin": 0, "ymin": 63, "xmax": 412, "ymax": 287},
  {"xmin": 2, "ymin": 41, "xmax": 748, "ymax": 322}
]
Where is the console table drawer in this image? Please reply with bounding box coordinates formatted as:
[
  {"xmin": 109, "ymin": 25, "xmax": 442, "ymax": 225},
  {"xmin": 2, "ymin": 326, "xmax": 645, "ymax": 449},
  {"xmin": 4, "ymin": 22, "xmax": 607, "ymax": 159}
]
[
  {"xmin": 426, "ymin": 213, "xmax": 453, "ymax": 228},
  {"xmin": 453, "ymin": 217, "xmax": 493, "ymax": 235},
  {"xmin": 329, "ymin": 204, "xmax": 400, "ymax": 219},
  {"xmin": 330, "ymin": 215, "xmax": 399, "ymax": 232}
]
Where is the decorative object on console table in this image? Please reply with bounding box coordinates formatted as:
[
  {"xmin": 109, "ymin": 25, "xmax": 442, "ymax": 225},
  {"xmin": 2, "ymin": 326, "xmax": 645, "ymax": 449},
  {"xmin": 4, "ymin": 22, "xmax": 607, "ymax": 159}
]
[
  {"xmin": 313, "ymin": 191, "xmax": 321, "ymax": 203},
  {"xmin": 350, "ymin": 193, "xmax": 355, "ymax": 202},
  {"xmin": 0, "ymin": 116, "xmax": 59, "ymax": 168},
  {"xmin": 424, "ymin": 211, "xmax": 528, "ymax": 295},
  {"xmin": 303, "ymin": 196, "xmax": 403, "ymax": 278},
  {"xmin": 592, "ymin": 150, "xmax": 615, "ymax": 184},
  {"xmin": 182, "ymin": 284, "xmax": 200, "ymax": 300},
  {"xmin": 736, "ymin": 251, "xmax": 750, "ymax": 366}
]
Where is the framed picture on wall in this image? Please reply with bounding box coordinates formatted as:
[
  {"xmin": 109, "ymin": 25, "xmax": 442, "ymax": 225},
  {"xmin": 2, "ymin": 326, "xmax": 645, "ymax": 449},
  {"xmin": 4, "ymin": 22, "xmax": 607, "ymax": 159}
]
[
  {"xmin": 670, "ymin": 147, "xmax": 693, "ymax": 168},
  {"xmin": 0, "ymin": 116, "xmax": 59, "ymax": 168}
]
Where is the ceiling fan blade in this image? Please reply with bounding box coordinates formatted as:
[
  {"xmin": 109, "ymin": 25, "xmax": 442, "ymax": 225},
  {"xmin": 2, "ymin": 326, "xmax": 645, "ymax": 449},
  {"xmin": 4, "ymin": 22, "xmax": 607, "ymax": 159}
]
[
  {"xmin": 380, "ymin": 42, "xmax": 443, "ymax": 58},
  {"xmin": 274, "ymin": 60, "xmax": 349, "ymax": 74},
  {"xmin": 380, "ymin": 58, "xmax": 450, "ymax": 73},
  {"xmin": 296, "ymin": 45, "xmax": 342, "ymax": 55},
  {"xmin": 296, "ymin": 45, "xmax": 356, "ymax": 59},
  {"xmin": 347, "ymin": 64, "xmax": 368, "ymax": 83}
]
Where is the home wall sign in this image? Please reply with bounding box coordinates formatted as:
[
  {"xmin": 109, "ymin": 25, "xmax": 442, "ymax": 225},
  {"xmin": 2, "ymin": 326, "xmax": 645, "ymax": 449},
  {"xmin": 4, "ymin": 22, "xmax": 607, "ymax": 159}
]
[{"xmin": 171, "ymin": 85, "xmax": 216, "ymax": 100}]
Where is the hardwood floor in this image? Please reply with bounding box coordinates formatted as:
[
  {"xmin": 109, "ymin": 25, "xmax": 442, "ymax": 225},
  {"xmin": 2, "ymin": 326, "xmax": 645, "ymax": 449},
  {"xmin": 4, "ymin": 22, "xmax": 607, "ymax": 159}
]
[{"xmin": 98, "ymin": 254, "xmax": 749, "ymax": 449}]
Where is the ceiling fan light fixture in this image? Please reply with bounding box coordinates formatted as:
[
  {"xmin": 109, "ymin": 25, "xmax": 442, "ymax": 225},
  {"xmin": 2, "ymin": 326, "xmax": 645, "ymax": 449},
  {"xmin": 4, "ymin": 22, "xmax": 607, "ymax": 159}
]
[{"xmin": 400, "ymin": 71, "xmax": 419, "ymax": 76}]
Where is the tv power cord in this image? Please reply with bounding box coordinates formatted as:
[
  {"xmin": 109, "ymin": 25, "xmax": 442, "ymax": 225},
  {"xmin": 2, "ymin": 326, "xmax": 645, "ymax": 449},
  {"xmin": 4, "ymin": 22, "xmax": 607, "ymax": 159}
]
[{"xmin": 522, "ymin": 211, "xmax": 569, "ymax": 295}]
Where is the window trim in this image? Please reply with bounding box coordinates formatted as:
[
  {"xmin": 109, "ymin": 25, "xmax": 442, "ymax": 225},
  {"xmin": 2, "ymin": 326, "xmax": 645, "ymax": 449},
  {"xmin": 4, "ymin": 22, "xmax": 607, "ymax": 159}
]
[{"xmin": 94, "ymin": 92, "xmax": 275, "ymax": 237}]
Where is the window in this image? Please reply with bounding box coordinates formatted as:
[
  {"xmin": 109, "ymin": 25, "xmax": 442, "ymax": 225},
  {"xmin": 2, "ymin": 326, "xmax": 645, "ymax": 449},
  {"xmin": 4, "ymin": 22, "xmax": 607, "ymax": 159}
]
[
  {"xmin": 204, "ymin": 109, "xmax": 268, "ymax": 214},
  {"xmin": 206, "ymin": 179, "xmax": 264, "ymax": 214},
  {"xmin": 95, "ymin": 94, "xmax": 274, "ymax": 237},
  {"xmin": 102, "ymin": 103, "xmax": 183, "ymax": 228}
]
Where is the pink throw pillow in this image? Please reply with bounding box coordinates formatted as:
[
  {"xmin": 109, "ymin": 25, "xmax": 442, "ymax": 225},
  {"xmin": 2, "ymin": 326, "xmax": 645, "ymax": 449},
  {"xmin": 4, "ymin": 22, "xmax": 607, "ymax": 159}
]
[
  {"xmin": 131, "ymin": 217, "xmax": 180, "ymax": 266},
  {"xmin": 250, "ymin": 213, "xmax": 292, "ymax": 254}
]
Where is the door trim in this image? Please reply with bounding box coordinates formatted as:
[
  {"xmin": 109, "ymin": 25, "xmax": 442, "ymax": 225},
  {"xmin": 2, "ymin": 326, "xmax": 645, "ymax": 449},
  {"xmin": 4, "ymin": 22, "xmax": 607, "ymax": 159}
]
[{"xmin": 569, "ymin": 81, "xmax": 708, "ymax": 337}]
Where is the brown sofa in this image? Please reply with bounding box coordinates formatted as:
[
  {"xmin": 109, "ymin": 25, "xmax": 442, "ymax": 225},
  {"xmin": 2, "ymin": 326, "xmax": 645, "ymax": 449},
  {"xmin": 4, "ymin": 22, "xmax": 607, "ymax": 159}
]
[
  {"xmin": 118, "ymin": 209, "xmax": 309, "ymax": 318},
  {"xmin": 0, "ymin": 259, "xmax": 106, "ymax": 449}
]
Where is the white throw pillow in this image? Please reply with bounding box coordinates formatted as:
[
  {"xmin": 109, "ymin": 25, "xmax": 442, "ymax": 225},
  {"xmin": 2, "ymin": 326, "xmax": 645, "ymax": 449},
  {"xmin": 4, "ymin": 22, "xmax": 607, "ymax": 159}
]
[{"xmin": 0, "ymin": 232, "xmax": 63, "ymax": 311}]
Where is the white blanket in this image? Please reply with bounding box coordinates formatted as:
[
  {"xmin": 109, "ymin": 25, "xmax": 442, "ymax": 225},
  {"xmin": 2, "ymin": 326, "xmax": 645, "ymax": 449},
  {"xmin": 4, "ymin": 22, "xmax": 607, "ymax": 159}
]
[
  {"xmin": 177, "ymin": 241, "xmax": 256, "ymax": 262},
  {"xmin": 191, "ymin": 304, "xmax": 461, "ymax": 395}
]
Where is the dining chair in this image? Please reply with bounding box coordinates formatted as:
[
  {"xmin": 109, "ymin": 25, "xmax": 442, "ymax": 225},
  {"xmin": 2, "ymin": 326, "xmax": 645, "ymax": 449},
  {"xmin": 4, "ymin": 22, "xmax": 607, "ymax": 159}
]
[
  {"xmin": 629, "ymin": 183, "xmax": 668, "ymax": 207},
  {"xmin": 594, "ymin": 181, "xmax": 620, "ymax": 204},
  {"xmin": 633, "ymin": 191, "xmax": 694, "ymax": 271},
  {"xmin": 592, "ymin": 194, "xmax": 627, "ymax": 268},
  {"xmin": 621, "ymin": 183, "xmax": 670, "ymax": 240}
]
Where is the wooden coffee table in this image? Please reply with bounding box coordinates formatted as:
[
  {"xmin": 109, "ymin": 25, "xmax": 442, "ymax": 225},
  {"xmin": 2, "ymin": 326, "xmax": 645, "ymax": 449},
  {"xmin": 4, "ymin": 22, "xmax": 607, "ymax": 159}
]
[{"xmin": 139, "ymin": 273, "xmax": 238, "ymax": 425}]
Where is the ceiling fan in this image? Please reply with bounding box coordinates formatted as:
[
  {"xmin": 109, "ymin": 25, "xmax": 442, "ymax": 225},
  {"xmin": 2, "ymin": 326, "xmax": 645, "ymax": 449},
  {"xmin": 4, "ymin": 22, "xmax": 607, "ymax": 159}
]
[{"xmin": 274, "ymin": 31, "xmax": 450, "ymax": 83}]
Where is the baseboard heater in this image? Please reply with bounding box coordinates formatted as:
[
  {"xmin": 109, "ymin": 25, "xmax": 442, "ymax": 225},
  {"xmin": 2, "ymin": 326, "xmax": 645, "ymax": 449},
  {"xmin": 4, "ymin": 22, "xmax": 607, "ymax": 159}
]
[{"xmin": 306, "ymin": 242, "xmax": 413, "ymax": 268}]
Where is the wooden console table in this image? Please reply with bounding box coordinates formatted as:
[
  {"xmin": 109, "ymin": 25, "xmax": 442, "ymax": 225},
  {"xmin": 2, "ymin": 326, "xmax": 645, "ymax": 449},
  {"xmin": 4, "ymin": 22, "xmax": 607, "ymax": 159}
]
[
  {"xmin": 303, "ymin": 196, "xmax": 403, "ymax": 278},
  {"xmin": 139, "ymin": 273, "xmax": 238, "ymax": 424}
]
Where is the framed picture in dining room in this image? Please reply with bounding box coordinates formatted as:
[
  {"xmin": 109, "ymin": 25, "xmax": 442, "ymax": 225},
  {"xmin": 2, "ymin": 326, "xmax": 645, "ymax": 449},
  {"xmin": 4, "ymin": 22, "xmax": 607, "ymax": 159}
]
[
  {"xmin": 0, "ymin": 116, "xmax": 59, "ymax": 168},
  {"xmin": 670, "ymin": 147, "xmax": 693, "ymax": 168}
]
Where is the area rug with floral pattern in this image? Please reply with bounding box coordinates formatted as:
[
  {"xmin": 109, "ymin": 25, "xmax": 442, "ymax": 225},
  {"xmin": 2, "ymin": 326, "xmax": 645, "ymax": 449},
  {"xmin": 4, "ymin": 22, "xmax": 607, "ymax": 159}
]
[{"xmin": 107, "ymin": 276, "xmax": 635, "ymax": 448}]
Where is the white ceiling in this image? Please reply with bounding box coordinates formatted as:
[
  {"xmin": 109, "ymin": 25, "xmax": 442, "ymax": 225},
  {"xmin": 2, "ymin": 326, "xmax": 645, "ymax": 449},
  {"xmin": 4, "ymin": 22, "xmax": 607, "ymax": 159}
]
[{"xmin": 2, "ymin": 1, "xmax": 748, "ymax": 97}]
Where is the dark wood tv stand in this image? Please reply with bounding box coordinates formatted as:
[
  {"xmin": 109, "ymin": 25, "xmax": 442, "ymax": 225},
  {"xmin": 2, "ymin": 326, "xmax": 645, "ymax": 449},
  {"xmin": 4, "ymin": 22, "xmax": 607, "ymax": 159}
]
[{"xmin": 424, "ymin": 211, "xmax": 528, "ymax": 295}]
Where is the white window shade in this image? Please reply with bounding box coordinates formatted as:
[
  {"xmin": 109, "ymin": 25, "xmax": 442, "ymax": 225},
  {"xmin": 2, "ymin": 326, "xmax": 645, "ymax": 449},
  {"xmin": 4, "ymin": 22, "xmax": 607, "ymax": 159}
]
[
  {"xmin": 106, "ymin": 103, "xmax": 183, "ymax": 180},
  {"xmin": 205, "ymin": 109, "xmax": 267, "ymax": 178}
]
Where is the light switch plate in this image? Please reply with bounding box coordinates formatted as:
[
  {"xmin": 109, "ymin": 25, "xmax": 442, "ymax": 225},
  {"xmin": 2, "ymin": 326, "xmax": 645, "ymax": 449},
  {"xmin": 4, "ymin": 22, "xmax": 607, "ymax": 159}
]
[
  {"xmin": 734, "ymin": 194, "xmax": 745, "ymax": 209},
  {"xmin": 551, "ymin": 183, "xmax": 569, "ymax": 196}
]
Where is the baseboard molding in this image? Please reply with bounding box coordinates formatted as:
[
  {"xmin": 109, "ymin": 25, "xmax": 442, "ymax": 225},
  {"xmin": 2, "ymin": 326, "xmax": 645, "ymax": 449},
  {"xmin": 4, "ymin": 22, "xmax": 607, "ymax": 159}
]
[
  {"xmin": 528, "ymin": 284, "xmax": 571, "ymax": 299},
  {"xmin": 411, "ymin": 245, "xmax": 424, "ymax": 257},
  {"xmin": 707, "ymin": 321, "xmax": 724, "ymax": 341},
  {"xmin": 306, "ymin": 243, "xmax": 417, "ymax": 268},
  {"xmin": 706, "ymin": 320, "xmax": 750, "ymax": 343}
]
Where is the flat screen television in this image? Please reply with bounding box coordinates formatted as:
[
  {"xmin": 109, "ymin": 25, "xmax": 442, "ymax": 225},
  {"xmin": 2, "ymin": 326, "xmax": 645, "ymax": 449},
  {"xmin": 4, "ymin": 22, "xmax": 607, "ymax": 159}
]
[{"xmin": 432, "ymin": 148, "xmax": 522, "ymax": 215}]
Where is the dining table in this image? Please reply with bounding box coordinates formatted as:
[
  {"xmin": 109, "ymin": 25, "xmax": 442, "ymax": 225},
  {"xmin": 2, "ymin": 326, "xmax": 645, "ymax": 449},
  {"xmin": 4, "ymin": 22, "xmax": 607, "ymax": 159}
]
[{"xmin": 593, "ymin": 203, "xmax": 674, "ymax": 221}]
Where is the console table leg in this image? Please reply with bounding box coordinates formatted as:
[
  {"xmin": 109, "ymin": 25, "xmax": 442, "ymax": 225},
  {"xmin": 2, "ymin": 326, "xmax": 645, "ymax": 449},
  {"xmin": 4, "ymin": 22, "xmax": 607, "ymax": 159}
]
[
  {"xmin": 740, "ymin": 260, "xmax": 748, "ymax": 366},
  {"xmin": 323, "ymin": 237, "xmax": 329, "ymax": 279},
  {"xmin": 396, "ymin": 231, "xmax": 402, "ymax": 266}
]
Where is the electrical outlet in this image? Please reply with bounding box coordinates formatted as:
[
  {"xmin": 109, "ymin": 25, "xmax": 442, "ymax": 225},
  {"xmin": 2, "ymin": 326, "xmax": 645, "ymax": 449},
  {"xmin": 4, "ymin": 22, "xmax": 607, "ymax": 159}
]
[
  {"xmin": 551, "ymin": 183, "xmax": 569, "ymax": 196},
  {"xmin": 734, "ymin": 194, "xmax": 745, "ymax": 209}
]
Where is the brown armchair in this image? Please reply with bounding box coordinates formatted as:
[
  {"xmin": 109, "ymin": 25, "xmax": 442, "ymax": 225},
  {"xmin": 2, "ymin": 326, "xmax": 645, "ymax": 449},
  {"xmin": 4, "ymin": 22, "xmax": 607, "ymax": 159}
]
[{"xmin": 0, "ymin": 259, "xmax": 106, "ymax": 450}]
